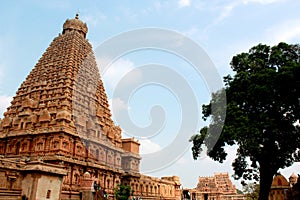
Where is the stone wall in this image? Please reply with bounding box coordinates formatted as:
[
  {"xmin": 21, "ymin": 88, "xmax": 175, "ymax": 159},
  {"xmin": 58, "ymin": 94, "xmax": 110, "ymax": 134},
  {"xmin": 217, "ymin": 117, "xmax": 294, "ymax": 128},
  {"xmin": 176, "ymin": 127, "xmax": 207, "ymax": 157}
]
[
  {"xmin": 122, "ymin": 175, "xmax": 181, "ymax": 200},
  {"xmin": 0, "ymin": 166, "xmax": 22, "ymax": 200},
  {"xmin": 22, "ymin": 173, "xmax": 63, "ymax": 200}
]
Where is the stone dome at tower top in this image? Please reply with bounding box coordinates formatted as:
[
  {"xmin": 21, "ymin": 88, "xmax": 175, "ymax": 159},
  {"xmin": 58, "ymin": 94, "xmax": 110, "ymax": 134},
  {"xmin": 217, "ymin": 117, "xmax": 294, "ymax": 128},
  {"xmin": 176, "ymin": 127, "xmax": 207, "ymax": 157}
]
[{"xmin": 62, "ymin": 14, "xmax": 88, "ymax": 38}]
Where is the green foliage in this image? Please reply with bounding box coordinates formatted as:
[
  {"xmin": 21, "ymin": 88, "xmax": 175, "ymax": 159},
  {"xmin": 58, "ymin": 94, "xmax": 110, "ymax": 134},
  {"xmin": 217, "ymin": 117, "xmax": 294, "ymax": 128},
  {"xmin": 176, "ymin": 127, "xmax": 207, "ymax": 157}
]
[
  {"xmin": 243, "ymin": 183, "xmax": 260, "ymax": 200},
  {"xmin": 236, "ymin": 188, "xmax": 244, "ymax": 194},
  {"xmin": 190, "ymin": 42, "xmax": 300, "ymax": 200},
  {"xmin": 114, "ymin": 184, "xmax": 132, "ymax": 200}
]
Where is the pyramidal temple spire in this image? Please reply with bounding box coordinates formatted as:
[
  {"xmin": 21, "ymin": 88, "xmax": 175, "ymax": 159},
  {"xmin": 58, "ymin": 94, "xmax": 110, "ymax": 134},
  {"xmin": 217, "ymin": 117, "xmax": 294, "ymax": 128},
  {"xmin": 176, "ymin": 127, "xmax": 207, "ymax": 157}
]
[{"xmin": 0, "ymin": 14, "xmax": 121, "ymax": 146}]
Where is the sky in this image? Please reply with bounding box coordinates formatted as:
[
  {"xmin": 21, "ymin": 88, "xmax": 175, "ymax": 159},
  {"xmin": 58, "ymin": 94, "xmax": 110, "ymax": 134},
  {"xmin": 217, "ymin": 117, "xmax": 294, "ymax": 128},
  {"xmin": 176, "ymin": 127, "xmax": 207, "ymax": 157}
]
[{"xmin": 0, "ymin": 0, "xmax": 300, "ymax": 190}]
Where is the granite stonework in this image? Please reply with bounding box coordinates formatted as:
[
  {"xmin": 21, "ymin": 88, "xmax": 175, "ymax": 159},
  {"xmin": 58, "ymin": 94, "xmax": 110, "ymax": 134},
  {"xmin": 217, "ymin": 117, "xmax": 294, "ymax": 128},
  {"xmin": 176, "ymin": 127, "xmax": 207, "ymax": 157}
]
[{"xmin": 0, "ymin": 14, "xmax": 181, "ymax": 200}]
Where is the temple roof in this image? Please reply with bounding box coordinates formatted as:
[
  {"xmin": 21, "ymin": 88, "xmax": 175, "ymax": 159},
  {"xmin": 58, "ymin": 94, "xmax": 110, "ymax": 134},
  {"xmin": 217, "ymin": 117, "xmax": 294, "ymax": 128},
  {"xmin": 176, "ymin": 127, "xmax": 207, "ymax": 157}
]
[{"xmin": 271, "ymin": 174, "xmax": 289, "ymax": 188}]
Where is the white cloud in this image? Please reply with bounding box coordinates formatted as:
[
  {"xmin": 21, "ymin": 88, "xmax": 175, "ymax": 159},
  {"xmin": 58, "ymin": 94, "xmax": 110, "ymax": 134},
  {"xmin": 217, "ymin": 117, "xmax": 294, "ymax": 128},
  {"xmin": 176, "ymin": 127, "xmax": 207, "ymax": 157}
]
[
  {"xmin": 215, "ymin": 1, "xmax": 239, "ymax": 23},
  {"xmin": 178, "ymin": 0, "xmax": 191, "ymax": 7},
  {"xmin": 280, "ymin": 162, "xmax": 300, "ymax": 180},
  {"xmin": 202, "ymin": 1, "xmax": 240, "ymax": 29},
  {"xmin": 102, "ymin": 58, "xmax": 142, "ymax": 90},
  {"xmin": 213, "ymin": 0, "xmax": 286, "ymax": 24},
  {"xmin": 0, "ymin": 95, "xmax": 12, "ymax": 117},
  {"xmin": 243, "ymin": 0, "xmax": 286, "ymax": 4},
  {"xmin": 81, "ymin": 11, "xmax": 107, "ymax": 27},
  {"xmin": 183, "ymin": 27, "xmax": 200, "ymax": 38},
  {"xmin": 108, "ymin": 97, "xmax": 129, "ymax": 115},
  {"xmin": 139, "ymin": 139, "xmax": 161, "ymax": 154},
  {"xmin": 153, "ymin": 1, "xmax": 162, "ymax": 11},
  {"xmin": 265, "ymin": 19, "xmax": 300, "ymax": 44},
  {"xmin": 117, "ymin": 6, "xmax": 138, "ymax": 22},
  {"xmin": 175, "ymin": 156, "xmax": 189, "ymax": 165}
]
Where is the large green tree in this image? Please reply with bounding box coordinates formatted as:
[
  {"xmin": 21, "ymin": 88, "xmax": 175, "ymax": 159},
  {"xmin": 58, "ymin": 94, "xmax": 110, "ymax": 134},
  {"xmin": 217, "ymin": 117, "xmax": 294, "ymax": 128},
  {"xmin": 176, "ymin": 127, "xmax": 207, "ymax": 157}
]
[
  {"xmin": 190, "ymin": 42, "xmax": 300, "ymax": 200},
  {"xmin": 114, "ymin": 184, "xmax": 132, "ymax": 200}
]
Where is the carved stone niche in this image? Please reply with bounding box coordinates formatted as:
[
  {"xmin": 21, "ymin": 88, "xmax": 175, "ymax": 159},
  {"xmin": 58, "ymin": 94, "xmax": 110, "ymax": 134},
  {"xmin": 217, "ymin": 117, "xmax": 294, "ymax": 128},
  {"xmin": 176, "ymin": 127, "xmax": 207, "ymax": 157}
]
[
  {"xmin": 7, "ymin": 171, "xmax": 20, "ymax": 190},
  {"xmin": 12, "ymin": 117, "xmax": 20, "ymax": 128},
  {"xmin": 0, "ymin": 171, "xmax": 7, "ymax": 189},
  {"xmin": 56, "ymin": 110, "xmax": 71, "ymax": 123},
  {"xmin": 20, "ymin": 140, "xmax": 29, "ymax": 153},
  {"xmin": 115, "ymin": 126, "xmax": 122, "ymax": 138},
  {"xmin": 62, "ymin": 139, "xmax": 70, "ymax": 151},
  {"xmin": 29, "ymin": 114, "xmax": 38, "ymax": 124},
  {"xmin": 0, "ymin": 143, "xmax": 5, "ymax": 154},
  {"xmin": 22, "ymin": 96, "xmax": 37, "ymax": 109},
  {"xmin": 51, "ymin": 138, "xmax": 61, "ymax": 151},
  {"xmin": 72, "ymin": 168, "xmax": 81, "ymax": 185},
  {"xmin": 86, "ymin": 119, "xmax": 95, "ymax": 131},
  {"xmin": 39, "ymin": 109, "xmax": 51, "ymax": 122},
  {"xmin": 34, "ymin": 138, "xmax": 45, "ymax": 152},
  {"xmin": 96, "ymin": 108, "xmax": 103, "ymax": 118},
  {"xmin": 75, "ymin": 143, "xmax": 85, "ymax": 157},
  {"xmin": 8, "ymin": 175, "xmax": 16, "ymax": 184},
  {"xmin": 60, "ymin": 98, "xmax": 70, "ymax": 110},
  {"xmin": 115, "ymin": 153, "xmax": 121, "ymax": 167},
  {"xmin": 2, "ymin": 116, "xmax": 12, "ymax": 128},
  {"xmin": 47, "ymin": 100, "xmax": 57, "ymax": 110},
  {"xmin": 99, "ymin": 147, "xmax": 105, "ymax": 162}
]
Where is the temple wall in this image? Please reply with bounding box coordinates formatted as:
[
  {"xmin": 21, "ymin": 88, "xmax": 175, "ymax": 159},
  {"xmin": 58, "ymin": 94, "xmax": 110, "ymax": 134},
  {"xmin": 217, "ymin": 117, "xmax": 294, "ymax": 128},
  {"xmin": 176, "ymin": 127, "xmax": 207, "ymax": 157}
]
[
  {"xmin": 123, "ymin": 175, "xmax": 181, "ymax": 200},
  {"xmin": 36, "ymin": 174, "xmax": 63, "ymax": 200},
  {"xmin": 22, "ymin": 173, "xmax": 63, "ymax": 200},
  {"xmin": 0, "ymin": 168, "xmax": 22, "ymax": 200}
]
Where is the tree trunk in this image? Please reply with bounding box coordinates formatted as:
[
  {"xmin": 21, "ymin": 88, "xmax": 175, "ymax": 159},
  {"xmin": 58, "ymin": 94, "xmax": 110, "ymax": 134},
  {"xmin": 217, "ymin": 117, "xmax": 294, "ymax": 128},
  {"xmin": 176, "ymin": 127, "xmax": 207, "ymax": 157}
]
[{"xmin": 258, "ymin": 165, "xmax": 275, "ymax": 200}]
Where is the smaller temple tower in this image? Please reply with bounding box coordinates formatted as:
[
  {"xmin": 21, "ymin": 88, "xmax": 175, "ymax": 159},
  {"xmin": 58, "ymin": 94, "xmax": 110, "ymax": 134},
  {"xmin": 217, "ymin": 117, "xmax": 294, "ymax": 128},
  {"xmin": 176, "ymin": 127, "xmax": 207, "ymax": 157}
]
[
  {"xmin": 187, "ymin": 173, "xmax": 246, "ymax": 200},
  {"xmin": 289, "ymin": 173, "xmax": 298, "ymax": 187}
]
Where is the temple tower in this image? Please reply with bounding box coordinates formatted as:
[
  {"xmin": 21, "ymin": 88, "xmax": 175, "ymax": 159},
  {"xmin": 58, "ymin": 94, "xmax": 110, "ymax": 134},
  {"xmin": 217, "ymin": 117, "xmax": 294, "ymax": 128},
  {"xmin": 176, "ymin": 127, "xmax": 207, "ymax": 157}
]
[{"xmin": 0, "ymin": 14, "xmax": 141, "ymax": 199}]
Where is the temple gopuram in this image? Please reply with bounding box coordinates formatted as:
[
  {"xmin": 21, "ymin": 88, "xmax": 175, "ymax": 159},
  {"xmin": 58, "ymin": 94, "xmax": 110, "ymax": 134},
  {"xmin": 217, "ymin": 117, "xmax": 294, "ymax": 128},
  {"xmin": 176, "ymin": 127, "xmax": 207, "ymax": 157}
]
[
  {"xmin": 183, "ymin": 173, "xmax": 246, "ymax": 200},
  {"xmin": 0, "ymin": 14, "xmax": 181, "ymax": 200}
]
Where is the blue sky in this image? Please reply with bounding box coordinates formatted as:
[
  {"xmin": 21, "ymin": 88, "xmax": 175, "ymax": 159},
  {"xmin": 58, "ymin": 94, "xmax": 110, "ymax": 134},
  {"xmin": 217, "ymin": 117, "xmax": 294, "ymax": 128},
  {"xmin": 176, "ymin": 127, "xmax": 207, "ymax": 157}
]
[{"xmin": 0, "ymin": 0, "xmax": 300, "ymax": 189}]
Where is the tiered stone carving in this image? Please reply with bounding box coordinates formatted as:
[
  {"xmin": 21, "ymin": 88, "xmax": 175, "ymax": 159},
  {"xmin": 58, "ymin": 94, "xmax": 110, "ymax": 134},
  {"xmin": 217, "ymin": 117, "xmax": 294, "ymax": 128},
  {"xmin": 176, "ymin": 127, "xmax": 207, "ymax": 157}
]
[
  {"xmin": 0, "ymin": 14, "xmax": 130, "ymax": 196},
  {"xmin": 0, "ymin": 14, "xmax": 181, "ymax": 200}
]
